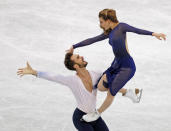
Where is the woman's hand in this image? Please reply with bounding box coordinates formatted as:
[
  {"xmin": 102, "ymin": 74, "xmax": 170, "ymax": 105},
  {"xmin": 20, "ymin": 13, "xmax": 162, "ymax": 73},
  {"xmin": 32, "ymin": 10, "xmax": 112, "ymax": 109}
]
[
  {"xmin": 66, "ymin": 46, "xmax": 74, "ymax": 54},
  {"xmin": 17, "ymin": 61, "xmax": 37, "ymax": 77},
  {"xmin": 152, "ymin": 33, "xmax": 166, "ymax": 40}
]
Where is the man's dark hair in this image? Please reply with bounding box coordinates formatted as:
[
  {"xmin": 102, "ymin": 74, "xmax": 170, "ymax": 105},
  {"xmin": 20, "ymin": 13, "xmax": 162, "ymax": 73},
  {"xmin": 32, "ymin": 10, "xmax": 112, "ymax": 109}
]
[{"xmin": 64, "ymin": 53, "xmax": 76, "ymax": 71}]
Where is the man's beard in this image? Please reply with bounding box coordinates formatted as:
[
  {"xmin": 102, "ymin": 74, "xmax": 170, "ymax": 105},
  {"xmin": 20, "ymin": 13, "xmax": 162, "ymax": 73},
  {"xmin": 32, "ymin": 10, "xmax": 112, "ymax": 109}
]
[
  {"xmin": 80, "ymin": 61, "xmax": 88, "ymax": 68},
  {"xmin": 84, "ymin": 62, "xmax": 88, "ymax": 67}
]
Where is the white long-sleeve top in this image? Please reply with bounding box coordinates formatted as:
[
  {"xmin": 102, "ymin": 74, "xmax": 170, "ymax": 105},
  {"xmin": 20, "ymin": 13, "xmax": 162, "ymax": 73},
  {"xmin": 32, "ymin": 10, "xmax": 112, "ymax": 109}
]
[{"xmin": 36, "ymin": 70, "xmax": 102, "ymax": 113}]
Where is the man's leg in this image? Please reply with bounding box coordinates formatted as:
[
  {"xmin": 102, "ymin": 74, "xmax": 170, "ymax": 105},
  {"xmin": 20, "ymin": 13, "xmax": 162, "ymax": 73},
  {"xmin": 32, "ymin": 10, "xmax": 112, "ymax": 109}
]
[
  {"xmin": 93, "ymin": 117, "xmax": 109, "ymax": 131},
  {"xmin": 72, "ymin": 108, "xmax": 94, "ymax": 131},
  {"xmin": 74, "ymin": 121, "xmax": 94, "ymax": 131}
]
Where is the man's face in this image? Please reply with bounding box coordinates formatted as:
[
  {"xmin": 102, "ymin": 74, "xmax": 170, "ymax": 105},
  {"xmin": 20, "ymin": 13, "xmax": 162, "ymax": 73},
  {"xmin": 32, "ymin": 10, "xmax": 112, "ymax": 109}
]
[
  {"xmin": 70, "ymin": 54, "xmax": 88, "ymax": 68},
  {"xmin": 99, "ymin": 17, "xmax": 110, "ymax": 31}
]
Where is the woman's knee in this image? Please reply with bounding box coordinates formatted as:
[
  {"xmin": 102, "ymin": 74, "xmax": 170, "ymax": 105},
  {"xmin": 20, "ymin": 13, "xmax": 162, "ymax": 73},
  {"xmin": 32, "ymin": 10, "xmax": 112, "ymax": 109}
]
[
  {"xmin": 97, "ymin": 74, "xmax": 108, "ymax": 91},
  {"xmin": 98, "ymin": 86, "xmax": 108, "ymax": 92}
]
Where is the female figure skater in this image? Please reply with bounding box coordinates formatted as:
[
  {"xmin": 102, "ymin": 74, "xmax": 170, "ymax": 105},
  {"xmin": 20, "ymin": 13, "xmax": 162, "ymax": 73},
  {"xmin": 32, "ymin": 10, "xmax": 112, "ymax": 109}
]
[{"xmin": 66, "ymin": 9, "xmax": 166, "ymax": 122}]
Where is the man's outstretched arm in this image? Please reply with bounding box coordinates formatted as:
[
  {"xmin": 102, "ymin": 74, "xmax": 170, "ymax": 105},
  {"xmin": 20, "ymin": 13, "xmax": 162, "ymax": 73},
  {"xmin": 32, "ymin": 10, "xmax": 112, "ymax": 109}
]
[
  {"xmin": 36, "ymin": 71, "xmax": 73, "ymax": 86},
  {"xmin": 17, "ymin": 61, "xmax": 74, "ymax": 87}
]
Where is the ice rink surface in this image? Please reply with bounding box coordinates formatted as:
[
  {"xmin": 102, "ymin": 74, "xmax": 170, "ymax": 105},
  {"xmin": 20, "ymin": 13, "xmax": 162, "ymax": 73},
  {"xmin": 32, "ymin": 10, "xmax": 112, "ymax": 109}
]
[{"xmin": 0, "ymin": 0, "xmax": 171, "ymax": 130}]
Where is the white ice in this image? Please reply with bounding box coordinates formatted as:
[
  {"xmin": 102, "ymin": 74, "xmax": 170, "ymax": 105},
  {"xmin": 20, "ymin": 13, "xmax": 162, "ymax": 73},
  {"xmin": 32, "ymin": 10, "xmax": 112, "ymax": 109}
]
[{"xmin": 0, "ymin": 0, "xmax": 171, "ymax": 131}]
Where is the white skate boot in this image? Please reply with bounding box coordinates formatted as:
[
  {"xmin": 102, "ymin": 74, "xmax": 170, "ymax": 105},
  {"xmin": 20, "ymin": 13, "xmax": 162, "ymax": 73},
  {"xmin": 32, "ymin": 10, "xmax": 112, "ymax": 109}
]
[
  {"xmin": 80, "ymin": 109, "xmax": 101, "ymax": 122},
  {"xmin": 124, "ymin": 88, "xmax": 143, "ymax": 103}
]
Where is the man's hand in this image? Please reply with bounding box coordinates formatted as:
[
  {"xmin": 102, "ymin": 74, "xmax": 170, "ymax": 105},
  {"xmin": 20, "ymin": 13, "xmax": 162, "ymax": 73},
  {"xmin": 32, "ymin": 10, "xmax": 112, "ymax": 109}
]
[
  {"xmin": 66, "ymin": 46, "xmax": 74, "ymax": 54},
  {"xmin": 17, "ymin": 61, "xmax": 37, "ymax": 77},
  {"xmin": 152, "ymin": 33, "xmax": 166, "ymax": 40},
  {"xmin": 80, "ymin": 109, "xmax": 101, "ymax": 122}
]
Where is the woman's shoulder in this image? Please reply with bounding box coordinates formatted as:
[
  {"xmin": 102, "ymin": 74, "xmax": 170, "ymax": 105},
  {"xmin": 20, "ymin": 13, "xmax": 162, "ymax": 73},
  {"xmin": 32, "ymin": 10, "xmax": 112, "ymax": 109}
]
[
  {"xmin": 119, "ymin": 22, "xmax": 128, "ymax": 26},
  {"xmin": 118, "ymin": 22, "xmax": 131, "ymax": 30}
]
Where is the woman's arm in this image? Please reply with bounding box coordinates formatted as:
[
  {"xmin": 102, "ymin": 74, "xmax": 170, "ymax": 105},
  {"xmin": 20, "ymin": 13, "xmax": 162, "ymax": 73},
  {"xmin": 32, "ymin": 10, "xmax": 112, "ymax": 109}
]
[
  {"xmin": 66, "ymin": 33, "xmax": 108, "ymax": 53},
  {"xmin": 151, "ymin": 32, "xmax": 166, "ymax": 40},
  {"xmin": 121, "ymin": 23, "xmax": 153, "ymax": 35},
  {"xmin": 72, "ymin": 33, "xmax": 108, "ymax": 49},
  {"xmin": 121, "ymin": 23, "xmax": 166, "ymax": 40}
]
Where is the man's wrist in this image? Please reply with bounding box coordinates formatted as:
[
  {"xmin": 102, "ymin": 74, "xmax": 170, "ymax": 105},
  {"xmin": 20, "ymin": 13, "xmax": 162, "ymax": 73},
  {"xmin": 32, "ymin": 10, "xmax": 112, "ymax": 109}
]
[{"xmin": 31, "ymin": 70, "xmax": 37, "ymax": 76}]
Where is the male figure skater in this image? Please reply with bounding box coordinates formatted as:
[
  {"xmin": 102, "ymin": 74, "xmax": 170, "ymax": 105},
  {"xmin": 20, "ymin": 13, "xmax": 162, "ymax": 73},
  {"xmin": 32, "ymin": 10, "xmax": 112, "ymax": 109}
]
[{"xmin": 17, "ymin": 52, "xmax": 140, "ymax": 131}]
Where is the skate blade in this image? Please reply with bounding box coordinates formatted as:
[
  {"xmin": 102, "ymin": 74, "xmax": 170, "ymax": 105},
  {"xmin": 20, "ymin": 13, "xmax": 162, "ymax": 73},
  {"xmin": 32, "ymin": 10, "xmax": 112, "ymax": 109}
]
[{"xmin": 137, "ymin": 89, "xmax": 143, "ymax": 103}]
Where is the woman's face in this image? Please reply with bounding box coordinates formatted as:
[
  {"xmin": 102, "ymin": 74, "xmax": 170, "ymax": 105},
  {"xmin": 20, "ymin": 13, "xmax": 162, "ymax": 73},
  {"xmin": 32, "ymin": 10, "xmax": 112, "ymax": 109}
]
[{"xmin": 99, "ymin": 17, "xmax": 110, "ymax": 31}]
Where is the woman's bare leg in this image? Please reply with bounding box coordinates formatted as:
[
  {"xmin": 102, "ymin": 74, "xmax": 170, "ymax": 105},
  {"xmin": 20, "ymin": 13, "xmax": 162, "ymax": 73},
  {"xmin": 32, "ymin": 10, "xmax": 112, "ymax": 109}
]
[
  {"xmin": 97, "ymin": 74, "xmax": 108, "ymax": 92},
  {"xmin": 120, "ymin": 88, "xmax": 140, "ymax": 95},
  {"xmin": 96, "ymin": 75, "xmax": 140, "ymax": 114},
  {"xmin": 119, "ymin": 88, "xmax": 127, "ymax": 95},
  {"xmin": 97, "ymin": 74, "xmax": 127, "ymax": 94},
  {"xmin": 97, "ymin": 89, "xmax": 114, "ymax": 113}
]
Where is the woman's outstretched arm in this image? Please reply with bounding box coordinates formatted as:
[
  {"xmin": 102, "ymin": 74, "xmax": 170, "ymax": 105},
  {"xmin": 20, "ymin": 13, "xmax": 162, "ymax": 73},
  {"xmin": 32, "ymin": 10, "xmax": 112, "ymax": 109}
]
[
  {"xmin": 72, "ymin": 33, "xmax": 108, "ymax": 49},
  {"xmin": 66, "ymin": 33, "xmax": 108, "ymax": 53},
  {"xmin": 121, "ymin": 22, "xmax": 153, "ymax": 35},
  {"xmin": 121, "ymin": 22, "xmax": 166, "ymax": 40}
]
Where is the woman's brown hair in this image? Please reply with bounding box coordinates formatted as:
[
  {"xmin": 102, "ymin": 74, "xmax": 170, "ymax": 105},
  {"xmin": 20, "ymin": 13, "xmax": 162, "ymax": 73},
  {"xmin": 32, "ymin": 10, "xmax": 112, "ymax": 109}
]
[{"xmin": 99, "ymin": 9, "xmax": 119, "ymax": 35}]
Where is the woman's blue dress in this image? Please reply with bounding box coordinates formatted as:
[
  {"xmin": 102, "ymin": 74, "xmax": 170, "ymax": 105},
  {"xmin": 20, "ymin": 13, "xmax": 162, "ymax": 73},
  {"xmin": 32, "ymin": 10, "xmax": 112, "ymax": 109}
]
[{"xmin": 73, "ymin": 22, "xmax": 153, "ymax": 96}]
